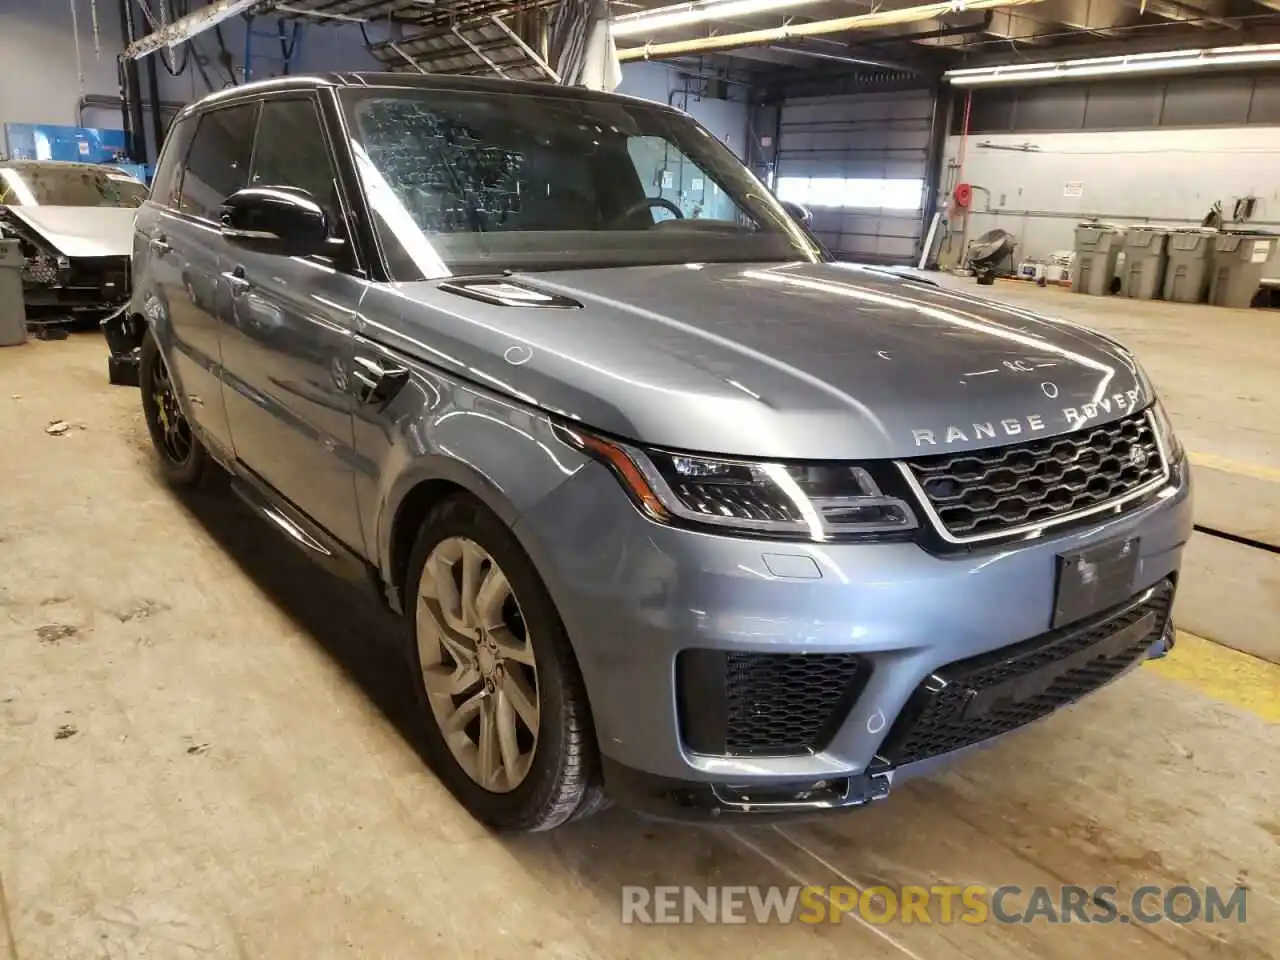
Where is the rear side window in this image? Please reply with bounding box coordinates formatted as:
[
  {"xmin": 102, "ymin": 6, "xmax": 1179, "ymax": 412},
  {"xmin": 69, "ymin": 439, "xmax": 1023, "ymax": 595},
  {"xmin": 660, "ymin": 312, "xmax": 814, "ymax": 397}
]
[
  {"xmin": 149, "ymin": 117, "xmax": 195, "ymax": 209},
  {"xmin": 179, "ymin": 103, "xmax": 258, "ymax": 220},
  {"xmin": 249, "ymin": 97, "xmax": 339, "ymax": 216}
]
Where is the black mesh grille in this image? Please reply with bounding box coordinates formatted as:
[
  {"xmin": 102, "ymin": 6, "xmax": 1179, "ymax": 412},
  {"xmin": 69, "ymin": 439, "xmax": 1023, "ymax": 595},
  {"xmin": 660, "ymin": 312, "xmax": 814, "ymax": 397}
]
[
  {"xmin": 877, "ymin": 580, "xmax": 1174, "ymax": 768},
  {"xmin": 677, "ymin": 651, "xmax": 866, "ymax": 757},
  {"xmin": 727, "ymin": 655, "xmax": 865, "ymax": 757},
  {"xmin": 906, "ymin": 411, "xmax": 1165, "ymax": 540},
  {"xmin": 725, "ymin": 653, "xmax": 864, "ymax": 754}
]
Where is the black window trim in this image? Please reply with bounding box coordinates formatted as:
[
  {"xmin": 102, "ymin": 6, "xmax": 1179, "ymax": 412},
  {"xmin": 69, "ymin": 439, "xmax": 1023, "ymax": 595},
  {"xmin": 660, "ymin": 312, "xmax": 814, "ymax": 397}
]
[
  {"xmin": 320, "ymin": 86, "xmax": 391, "ymax": 283},
  {"xmin": 249, "ymin": 89, "xmax": 368, "ymax": 280},
  {"xmin": 156, "ymin": 90, "xmax": 370, "ymax": 280},
  {"xmin": 150, "ymin": 114, "xmax": 197, "ymax": 212},
  {"xmin": 163, "ymin": 99, "xmax": 261, "ymax": 226}
]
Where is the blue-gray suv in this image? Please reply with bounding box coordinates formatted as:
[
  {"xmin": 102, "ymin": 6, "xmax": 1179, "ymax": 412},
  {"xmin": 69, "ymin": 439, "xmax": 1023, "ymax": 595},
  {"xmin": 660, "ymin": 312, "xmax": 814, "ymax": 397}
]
[{"xmin": 108, "ymin": 73, "xmax": 1192, "ymax": 831}]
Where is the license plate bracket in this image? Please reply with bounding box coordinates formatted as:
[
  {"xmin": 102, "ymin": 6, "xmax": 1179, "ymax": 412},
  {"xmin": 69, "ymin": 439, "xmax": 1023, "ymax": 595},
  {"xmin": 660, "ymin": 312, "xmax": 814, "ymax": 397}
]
[{"xmin": 1053, "ymin": 536, "xmax": 1140, "ymax": 628}]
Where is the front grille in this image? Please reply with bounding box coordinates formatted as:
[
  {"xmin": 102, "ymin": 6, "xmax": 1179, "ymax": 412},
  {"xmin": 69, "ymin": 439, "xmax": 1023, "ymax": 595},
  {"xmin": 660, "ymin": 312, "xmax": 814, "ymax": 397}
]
[
  {"xmin": 876, "ymin": 580, "xmax": 1174, "ymax": 768},
  {"xmin": 677, "ymin": 650, "xmax": 866, "ymax": 756},
  {"xmin": 905, "ymin": 410, "xmax": 1166, "ymax": 541}
]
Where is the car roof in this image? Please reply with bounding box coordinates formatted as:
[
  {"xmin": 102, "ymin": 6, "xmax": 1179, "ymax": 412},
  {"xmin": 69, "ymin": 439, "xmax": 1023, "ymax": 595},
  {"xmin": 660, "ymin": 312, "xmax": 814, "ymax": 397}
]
[{"xmin": 181, "ymin": 72, "xmax": 679, "ymax": 118}]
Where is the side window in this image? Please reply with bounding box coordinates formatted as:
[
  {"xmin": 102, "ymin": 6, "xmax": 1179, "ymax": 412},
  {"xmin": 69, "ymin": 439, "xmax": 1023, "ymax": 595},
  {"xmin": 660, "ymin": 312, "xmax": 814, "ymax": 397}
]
[
  {"xmin": 179, "ymin": 103, "xmax": 258, "ymax": 221},
  {"xmin": 150, "ymin": 116, "xmax": 195, "ymax": 209},
  {"xmin": 249, "ymin": 97, "xmax": 340, "ymax": 220}
]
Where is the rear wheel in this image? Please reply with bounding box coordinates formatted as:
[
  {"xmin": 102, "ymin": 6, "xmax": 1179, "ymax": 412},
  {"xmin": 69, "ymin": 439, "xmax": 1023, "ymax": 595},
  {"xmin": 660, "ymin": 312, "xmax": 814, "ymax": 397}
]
[
  {"xmin": 404, "ymin": 494, "xmax": 605, "ymax": 831},
  {"xmin": 139, "ymin": 329, "xmax": 208, "ymax": 487}
]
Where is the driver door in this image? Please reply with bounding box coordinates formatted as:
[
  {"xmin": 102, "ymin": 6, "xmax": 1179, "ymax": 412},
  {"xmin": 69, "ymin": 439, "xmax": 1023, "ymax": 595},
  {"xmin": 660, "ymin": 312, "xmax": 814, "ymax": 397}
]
[{"xmin": 215, "ymin": 94, "xmax": 366, "ymax": 551}]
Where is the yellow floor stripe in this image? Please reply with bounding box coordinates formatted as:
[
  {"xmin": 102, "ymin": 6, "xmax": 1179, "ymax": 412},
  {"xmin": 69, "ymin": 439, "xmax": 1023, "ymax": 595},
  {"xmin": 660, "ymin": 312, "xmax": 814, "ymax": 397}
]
[
  {"xmin": 1188, "ymin": 451, "xmax": 1280, "ymax": 485},
  {"xmin": 1145, "ymin": 631, "xmax": 1280, "ymax": 722}
]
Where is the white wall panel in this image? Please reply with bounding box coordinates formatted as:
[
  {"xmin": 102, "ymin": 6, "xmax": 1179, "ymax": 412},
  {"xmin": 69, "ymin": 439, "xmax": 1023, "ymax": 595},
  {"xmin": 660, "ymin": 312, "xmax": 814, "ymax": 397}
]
[
  {"xmin": 947, "ymin": 126, "xmax": 1280, "ymax": 259},
  {"xmin": 617, "ymin": 62, "xmax": 748, "ymax": 160}
]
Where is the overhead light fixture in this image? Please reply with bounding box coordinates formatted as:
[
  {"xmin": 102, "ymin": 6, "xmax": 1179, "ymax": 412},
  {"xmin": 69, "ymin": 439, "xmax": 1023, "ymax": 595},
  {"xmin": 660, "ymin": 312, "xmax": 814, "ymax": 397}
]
[
  {"xmin": 610, "ymin": 0, "xmax": 831, "ymax": 39},
  {"xmin": 945, "ymin": 43, "xmax": 1280, "ymax": 85},
  {"xmin": 616, "ymin": 0, "xmax": 1044, "ymax": 61}
]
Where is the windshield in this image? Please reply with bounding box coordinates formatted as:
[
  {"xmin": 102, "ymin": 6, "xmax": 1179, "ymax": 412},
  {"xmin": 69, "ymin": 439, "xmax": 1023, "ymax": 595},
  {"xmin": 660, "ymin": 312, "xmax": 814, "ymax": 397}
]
[
  {"xmin": 0, "ymin": 163, "xmax": 147, "ymax": 208},
  {"xmin": 339, "ymin": 87, "xmax": 823, "ymax": 279}
]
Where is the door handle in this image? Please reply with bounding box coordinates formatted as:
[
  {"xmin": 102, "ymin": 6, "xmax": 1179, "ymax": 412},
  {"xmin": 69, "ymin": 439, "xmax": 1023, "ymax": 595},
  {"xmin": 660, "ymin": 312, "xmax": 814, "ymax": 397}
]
[
  {"xmin": 149, "ymin": 235, "xmax": 171, "ymax": 256},
  {"xmin": 220, "ymin": 266, "xmax": 251, "ymax": 297},
  {"xmin": 351, "ymin": 355, "xmax": 410, "ymax": 407}
]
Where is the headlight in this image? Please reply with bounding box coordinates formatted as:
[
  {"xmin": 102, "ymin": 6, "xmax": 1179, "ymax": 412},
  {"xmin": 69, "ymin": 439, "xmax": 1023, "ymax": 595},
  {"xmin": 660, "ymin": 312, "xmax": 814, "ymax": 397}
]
[
  {"xmin": 1150, "ymin": 400, "xmax": 1184, "ymax": 463},
  {"xmin": 555, "ymin": 425, "xmax": 917, "ymax": 541}
]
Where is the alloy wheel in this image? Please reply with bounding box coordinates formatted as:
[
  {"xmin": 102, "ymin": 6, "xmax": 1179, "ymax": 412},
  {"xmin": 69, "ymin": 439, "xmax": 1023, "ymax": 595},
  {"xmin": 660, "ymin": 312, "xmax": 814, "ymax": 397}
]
[
  {"xmin": 150, "ymin": 350, "xmax": 192, "ymax": 464},
  {"xmin": 416, "ymin": 536, "xmax": 540, "ymax": 793}
]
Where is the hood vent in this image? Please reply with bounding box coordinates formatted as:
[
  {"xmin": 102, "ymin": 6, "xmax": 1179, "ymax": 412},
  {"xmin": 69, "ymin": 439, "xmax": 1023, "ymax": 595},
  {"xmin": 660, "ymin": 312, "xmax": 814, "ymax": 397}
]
[{"xmin": 439, "ymin": 276, "xmax": 582, "ymax": 309}]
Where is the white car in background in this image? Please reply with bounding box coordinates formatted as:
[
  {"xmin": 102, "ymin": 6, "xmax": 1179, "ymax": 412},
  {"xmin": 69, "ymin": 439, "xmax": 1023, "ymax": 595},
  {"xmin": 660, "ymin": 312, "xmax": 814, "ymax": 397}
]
[{"xmin": 0, "ymin": 160, "xmax": 145, "ymax": 316}]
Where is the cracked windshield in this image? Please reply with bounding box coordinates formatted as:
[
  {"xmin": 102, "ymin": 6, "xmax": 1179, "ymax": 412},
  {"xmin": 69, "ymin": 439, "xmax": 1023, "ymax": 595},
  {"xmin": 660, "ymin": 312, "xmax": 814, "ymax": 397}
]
[
  {"xmin": 0, "ymin": 162, "xmax": 147, "ymax": 207},
  {"xmin": 341, "ymin": 88, "xmax": 818, "ymax": 277}
]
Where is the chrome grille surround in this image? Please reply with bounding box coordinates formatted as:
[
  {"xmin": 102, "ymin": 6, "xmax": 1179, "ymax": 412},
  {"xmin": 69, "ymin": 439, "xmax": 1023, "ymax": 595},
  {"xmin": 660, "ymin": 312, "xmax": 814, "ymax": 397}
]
[{"xmin": 899, "ymin": 409, "xmax": 1171, "ymax": 544}]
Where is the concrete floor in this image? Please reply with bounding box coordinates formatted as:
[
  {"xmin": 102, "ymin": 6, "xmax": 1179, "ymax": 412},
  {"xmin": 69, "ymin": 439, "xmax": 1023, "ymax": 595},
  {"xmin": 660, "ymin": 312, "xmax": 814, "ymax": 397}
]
[{"xmin": 1, "ymin": 294, "xmax": 1278, "ymax": 958}]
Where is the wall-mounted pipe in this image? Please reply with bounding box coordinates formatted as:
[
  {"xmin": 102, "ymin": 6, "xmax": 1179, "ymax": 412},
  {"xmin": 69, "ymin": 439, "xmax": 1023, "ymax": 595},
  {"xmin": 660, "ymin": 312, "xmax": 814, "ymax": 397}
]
[
  {"xmin": 765, "ymin": 44, "xmax": 923, "ymax": 72},
  {"xmin": 117, "ymin": 0, "xmax": 147, "ymax": 162},
  {"xmin": 616, "ymin": 0, "xmax": 1047, "ymax": 61},
  {"xmin": 146, "ymin": 39, "xmax": 166, "ymax": 159}
]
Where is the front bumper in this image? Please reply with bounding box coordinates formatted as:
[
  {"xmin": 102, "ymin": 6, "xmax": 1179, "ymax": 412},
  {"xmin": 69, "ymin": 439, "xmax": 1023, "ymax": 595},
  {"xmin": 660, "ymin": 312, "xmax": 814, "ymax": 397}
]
[
  {"xmin": 515, "ymin": 454, "xmax": 1192, "ymax": 817},
  {"xmin": 102, "ymin": 310, "xmax": 144, "ymax": 386},
  {"xmin": 23, "ymin": 255, "xmax": 130, "ymax": 313}
]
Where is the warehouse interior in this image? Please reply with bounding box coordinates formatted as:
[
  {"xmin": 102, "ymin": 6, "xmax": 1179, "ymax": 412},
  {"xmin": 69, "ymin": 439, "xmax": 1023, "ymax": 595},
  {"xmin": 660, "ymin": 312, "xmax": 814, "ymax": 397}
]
[{"xmin": 0, "ymin": 0, "xmax": 1278, "ymax": 957}]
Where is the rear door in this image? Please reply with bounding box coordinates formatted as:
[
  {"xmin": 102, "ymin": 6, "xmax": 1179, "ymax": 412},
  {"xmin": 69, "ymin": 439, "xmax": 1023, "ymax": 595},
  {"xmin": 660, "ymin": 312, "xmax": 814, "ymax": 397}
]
[
  {"xmin": 215, "ymin": 93, "xmax": 366, "ymax": 551},
  {"xmin": 148, "ymin": 103, "xmax": 258, "ymax": 457}
]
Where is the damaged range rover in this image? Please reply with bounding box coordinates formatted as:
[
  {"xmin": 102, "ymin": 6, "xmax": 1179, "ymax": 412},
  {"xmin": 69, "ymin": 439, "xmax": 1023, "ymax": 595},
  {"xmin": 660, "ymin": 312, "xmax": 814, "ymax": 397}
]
[
  {"xmin": 111, "ymin": 73, "xmax": 1192, "ymax": 831},
  {"xmin": 0, "ymin": 160, "xmax": 143, "ymax": 319}
]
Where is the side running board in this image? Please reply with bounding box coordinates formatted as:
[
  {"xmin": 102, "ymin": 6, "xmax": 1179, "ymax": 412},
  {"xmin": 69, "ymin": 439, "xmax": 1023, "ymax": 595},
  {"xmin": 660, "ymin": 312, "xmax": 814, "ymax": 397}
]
[{"xmin": 227, "ymin": 466, "xmax": 381, "ymax": 598}]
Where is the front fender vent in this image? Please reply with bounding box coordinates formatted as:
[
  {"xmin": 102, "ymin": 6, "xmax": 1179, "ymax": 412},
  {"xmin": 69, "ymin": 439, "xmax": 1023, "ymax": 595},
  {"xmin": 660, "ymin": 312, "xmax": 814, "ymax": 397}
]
[{"xmin": 438, "ymin": 276, "xmax": 581, "ymax": 309}]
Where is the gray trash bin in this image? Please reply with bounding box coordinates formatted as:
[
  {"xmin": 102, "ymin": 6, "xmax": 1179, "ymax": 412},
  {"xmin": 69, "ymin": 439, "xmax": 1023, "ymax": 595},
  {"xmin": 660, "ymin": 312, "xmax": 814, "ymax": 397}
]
[
  {"xmin": 1118, "ymin": 226, "xmax": 1169, "ymax": 300},
  {"xmin": 1208, "ymin": 232, "xmax": 1280, "ymax": 309},
  {"xmin": 1072, "ymin": 222, "xmax": 1124, "ymax": 296},
  {"xmin": 0, "ymin": 239, "xmax": 27, "ymax": 347},
  {"xmin": 1162, "ymin": 229, "xmax": 1215, "ymax": 303}
]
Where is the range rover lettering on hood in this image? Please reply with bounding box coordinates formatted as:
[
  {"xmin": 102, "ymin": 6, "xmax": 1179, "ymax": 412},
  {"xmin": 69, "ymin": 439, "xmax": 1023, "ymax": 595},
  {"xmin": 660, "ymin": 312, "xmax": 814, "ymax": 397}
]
[{"xmin": 910, "ymin": 385, "xmax": 1146, "ymax": 447}]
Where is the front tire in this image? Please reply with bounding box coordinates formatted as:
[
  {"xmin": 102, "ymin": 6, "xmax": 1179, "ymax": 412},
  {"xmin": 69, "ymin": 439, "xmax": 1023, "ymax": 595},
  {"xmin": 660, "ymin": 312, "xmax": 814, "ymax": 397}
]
[
  {"xmin": 404, "ymin": 494, "xmax": 604, "ymax": 832},
  {"xmin": 139, "ymin": 329, "xmax": 208, "ymax": 487}
]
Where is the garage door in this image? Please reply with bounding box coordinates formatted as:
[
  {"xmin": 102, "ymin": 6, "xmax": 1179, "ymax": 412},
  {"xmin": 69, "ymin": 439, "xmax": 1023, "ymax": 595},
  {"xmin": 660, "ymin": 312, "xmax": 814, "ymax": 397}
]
[{"xmin": 775, "ymin": 90, "xmax": 934, "ymax": 264}]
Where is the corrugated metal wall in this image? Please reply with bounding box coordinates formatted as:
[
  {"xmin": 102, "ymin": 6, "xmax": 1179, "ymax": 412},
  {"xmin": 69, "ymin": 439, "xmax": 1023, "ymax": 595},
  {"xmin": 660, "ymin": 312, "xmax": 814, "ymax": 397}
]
[{"xmin": 777, "ymin": 89, "xmax": 934, "ymax": 263}]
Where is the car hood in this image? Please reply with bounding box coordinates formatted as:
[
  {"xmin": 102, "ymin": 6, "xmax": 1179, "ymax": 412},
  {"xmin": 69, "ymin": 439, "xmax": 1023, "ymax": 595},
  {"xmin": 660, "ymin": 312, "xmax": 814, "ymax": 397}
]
[
  {"xmin": 3, "ymin": 205, "xmax": 136, "ymax": 257},
  {"xmin": 378, "ymin": 261, "xmax": 1153, "ymax": 460}
]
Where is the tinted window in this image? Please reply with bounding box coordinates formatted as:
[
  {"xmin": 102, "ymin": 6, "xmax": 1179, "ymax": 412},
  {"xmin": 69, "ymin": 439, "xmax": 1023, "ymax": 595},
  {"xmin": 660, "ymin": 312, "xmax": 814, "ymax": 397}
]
[
  {"xmin": 151, "ymin": 116, "xmax": 195, "ymax": 209},
  {"xmin": 180, "ymin": 103, "xmax": 257, "ymax": 220},
  {"xmin": 248, "ymin": 97, "xmax": 339, "ymax": 218}
]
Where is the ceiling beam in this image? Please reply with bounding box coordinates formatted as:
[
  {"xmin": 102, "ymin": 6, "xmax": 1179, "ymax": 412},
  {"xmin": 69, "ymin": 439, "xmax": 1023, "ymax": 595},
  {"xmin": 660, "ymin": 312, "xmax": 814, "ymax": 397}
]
[
  {"xmin": 617, "ymin": 0, "xmax": 1049, "ymax": 61},
  {"xmin": 1137, "ymin": 0, "xmax": 1241, "ymax": 29},
  {"xmin": 123, "ymin": 0, "xmax": 274, "ymax": 59}
]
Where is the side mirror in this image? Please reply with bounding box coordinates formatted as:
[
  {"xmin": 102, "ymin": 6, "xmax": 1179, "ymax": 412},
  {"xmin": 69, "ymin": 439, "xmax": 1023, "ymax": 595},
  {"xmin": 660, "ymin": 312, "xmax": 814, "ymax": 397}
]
[
  {"xmin": 220, "ymin": 186, "xmax": 331, "ymax": 258},
  {"xmin": 780, "ymin": 200, "xmax": 813, "ymax": 227}
]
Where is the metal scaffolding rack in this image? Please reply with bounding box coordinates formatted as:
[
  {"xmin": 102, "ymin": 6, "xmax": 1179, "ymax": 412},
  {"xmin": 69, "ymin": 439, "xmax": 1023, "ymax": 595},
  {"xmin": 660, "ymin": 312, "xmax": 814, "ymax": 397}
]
[
  {"xmin": 123, "ymin": 0, "xmax": 560, "ymax": 80},
  {"xmin": 113, "ymin": 0, "xmax": 561, "ymax": 163}
]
